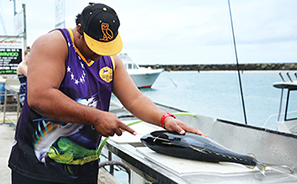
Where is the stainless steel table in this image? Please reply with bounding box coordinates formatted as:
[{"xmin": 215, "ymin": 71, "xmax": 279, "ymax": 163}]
[{"xmin": 104, "ymin": 101, "xmax": 297, "ymax": 184}]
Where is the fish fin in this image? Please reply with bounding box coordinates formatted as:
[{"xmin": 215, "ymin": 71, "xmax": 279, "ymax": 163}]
[
  {"xmin": 190, "ymin": 146, "xmax": 207, "ymax": 154},
  {"xmin": 245, "ymin": 165, "xmax": 256, "ymax": 169},
  {"xmin": 266, "ymin": 164, "xmax": 294, "ymax": 174},
  {"xmin": 246, "ymin": 154, "xmax": 267, "ymax": 175},
  {"xmin": 246, "ymin": 154, "xmax": 294, "ymax": 175},
  {"xmin": 162, "ymin": 141, "xmax": 188, "ymax": 148},
  {"xmin": 247, "ymin": 153, "xmax": 257, "ymax": 160},
  {"xmin": 256, "ymin": 162, "xmax": 294, "ymax": 175},
  {"xmin": 254, "ymin": 160, "xmax": 293, "ymax": 175},
  {"xmin": 256, "ymin": 162, "xmax": 267, "ymax": 176}
]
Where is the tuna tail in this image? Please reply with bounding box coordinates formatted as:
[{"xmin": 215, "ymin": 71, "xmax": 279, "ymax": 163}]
[
  {"xmin": 244, "ymin": 154, "xmax": 267, "ymax": 175},
  {"xmin": 256, "ymin": 162, "xmax": 294, "ymax": 176},
  {"xmin": 256, "ymin": 161, "xmax": 268, "ymax": 176},
  {"xmin": 247, "ymin": 154, "xmax": 294, "ymax": 175},
  {"xmin": 265, "ymin": 163, "xmax": 294, "ymax": 175}
]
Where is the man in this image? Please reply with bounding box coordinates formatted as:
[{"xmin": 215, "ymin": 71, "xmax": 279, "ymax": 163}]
[{"xmin": 9, "ymin": 3, "xmax": 205, "ymax": 184}]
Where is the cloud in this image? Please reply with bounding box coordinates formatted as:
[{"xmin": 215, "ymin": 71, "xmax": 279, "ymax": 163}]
[{"xmin": 0, "ymin": 0, "xmax": 296, "ymax": 64}]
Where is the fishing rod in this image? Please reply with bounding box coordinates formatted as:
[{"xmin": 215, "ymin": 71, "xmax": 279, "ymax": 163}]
[
  {"xmin": 286, "ymin": 72, "xmax": 293, "ymax": 82},
  {"xmin": 279, "ymin": 72, "xmax": 286, "ymax": 82},
  {"xmin": 164, "ymin": 72, "xmax": 178, "ymax": 87},
  {"xmin": 227, "ymin": 0, "xmax": 248, "ymax": 125}
]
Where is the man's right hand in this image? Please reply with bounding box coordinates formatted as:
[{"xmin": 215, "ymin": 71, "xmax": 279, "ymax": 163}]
[{"xmin": 92, "ymin": 111, "xmax": 136, "ymax": 137}]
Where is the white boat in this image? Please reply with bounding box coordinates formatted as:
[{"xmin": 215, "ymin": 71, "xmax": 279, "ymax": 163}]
[
  {"xmin": 118, "ymin": 53, "xmax": 163, "ymax": 88},
  {"xmin": 263, "ymin": 72, "xmax": 297, "ymax": 134}
]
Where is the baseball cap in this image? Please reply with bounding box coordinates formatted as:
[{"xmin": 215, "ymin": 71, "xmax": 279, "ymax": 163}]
[{"xmin": 80, "ymin": 3, "xmax": 122, "ymax": 56}]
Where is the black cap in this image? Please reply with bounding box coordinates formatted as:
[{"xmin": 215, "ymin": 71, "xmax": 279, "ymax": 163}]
[{"xmin": 80, "ymin": 3, "xmax": 122, "ymax": 56}]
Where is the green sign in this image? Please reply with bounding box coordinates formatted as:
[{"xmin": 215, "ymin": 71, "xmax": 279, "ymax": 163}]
[{"xmin": 0, "ymin": 37, "xmax": 23, "ymax": 75}]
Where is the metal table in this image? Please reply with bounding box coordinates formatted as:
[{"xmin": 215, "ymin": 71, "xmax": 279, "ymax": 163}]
[
  {"xmin": 105, "ymin": 121, "xmax": 265, "ymax": 184},
  {"xmin": 104, "ymin": 101, "xmax": 297, "ymax": 184}
]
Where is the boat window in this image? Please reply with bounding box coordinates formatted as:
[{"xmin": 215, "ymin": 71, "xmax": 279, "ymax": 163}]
[
  {"xmin": 133, "ymin": 64, "xmax": 139, "ymax": 69},
  {"xmin": 285, "ymin": 90, "xmax": 297, "ymax": 121},
  {"xmin": 127, "ymin": 63, "xmax": 132, "ymax": 69}
]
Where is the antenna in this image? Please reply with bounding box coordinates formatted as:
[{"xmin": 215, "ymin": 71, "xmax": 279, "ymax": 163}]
[
  {"xmin": 286, "ymin": 72, "xmax": 293, "ymax": 82},
  {"xmin": 228, "ymin": 0, "xmax": 248, "ymax": 125},
  {"xmin": 279, "ymin": 73, "xmax": 286, "ymax": 82}
]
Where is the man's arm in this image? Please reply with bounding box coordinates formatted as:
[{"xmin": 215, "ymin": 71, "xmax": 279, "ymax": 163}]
[
  {"xmin": 112, "ymin": 55, "xmax": 206, "ymax": 136},
  {"xmin": 17, "ymin": 61, "xmax": 28, "ymax": 76}
]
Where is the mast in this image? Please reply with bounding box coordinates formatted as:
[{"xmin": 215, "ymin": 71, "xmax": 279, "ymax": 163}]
[{"xmin": 227, "ymin": 0, "xmax": 248, "ymax": 125}]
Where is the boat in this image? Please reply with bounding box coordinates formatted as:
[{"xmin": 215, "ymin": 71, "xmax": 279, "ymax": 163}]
[
  {"xmin": 99, "ymin": 100, "xmax": 297, "ymax": 184},
  {"xmin": 263, "ymin": 72, "xmax": 297, "ymax": 134},
  {"xmin": 118, "ymin": 53, "xmax": 163, "ymax": 88}
]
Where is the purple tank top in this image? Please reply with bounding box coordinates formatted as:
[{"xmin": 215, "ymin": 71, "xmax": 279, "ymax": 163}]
[{"xmin": 9, "ymin": 28, "xmax": 114, "ymax": 183}]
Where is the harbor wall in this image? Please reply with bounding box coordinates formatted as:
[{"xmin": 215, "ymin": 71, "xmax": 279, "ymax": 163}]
[{"xmin": 140, "ymin": 63, "xmax": 297, "ymax": 71}]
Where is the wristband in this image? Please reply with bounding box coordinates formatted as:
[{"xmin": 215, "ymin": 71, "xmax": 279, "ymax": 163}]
[{"xmin": 160, "ymin": 112, "xmax": 176, "ymax": 129}]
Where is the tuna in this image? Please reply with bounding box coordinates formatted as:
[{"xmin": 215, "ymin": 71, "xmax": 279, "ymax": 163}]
[{"xmin": 141, "ymin": 130, "xmax": 293, "ymax": 175}]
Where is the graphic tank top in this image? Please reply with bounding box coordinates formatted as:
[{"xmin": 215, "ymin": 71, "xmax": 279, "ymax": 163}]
[
  {"xmin": 17, "ymin": 74, "xmax": 26, "ymax": 107},
  {"xmin": 9, "ymin": 28, "xmax": 114, "ymax": 183}
]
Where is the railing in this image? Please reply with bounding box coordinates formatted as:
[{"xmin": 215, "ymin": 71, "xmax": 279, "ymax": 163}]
[{"xmin": 263, "ymin": 110, "xmax": 297, "ymax": 129}]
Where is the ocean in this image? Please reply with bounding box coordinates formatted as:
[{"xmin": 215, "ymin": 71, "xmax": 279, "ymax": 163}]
[{"xmin": 113, "ymin": 70, "xmax": 293, "ymax": 130}]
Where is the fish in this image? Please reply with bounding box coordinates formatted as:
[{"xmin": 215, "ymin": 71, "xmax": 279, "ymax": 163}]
[{"xmin": 141, "ymin": 130, "xmax": 293, "ymax": 175}]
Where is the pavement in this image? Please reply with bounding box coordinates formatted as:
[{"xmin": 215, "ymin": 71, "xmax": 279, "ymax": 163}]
[{"xmin": 0, "ymin": 112, "xmax": 17, "ymax": 184}]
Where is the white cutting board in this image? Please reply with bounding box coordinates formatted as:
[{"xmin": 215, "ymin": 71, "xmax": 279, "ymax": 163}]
[
  {"xmin": 108, "ymin": 121, "xmax": 163, "ymax": 144},
  {"xmin": 136, "ymin": 147, "xmax": 259, "ymax": 175}
]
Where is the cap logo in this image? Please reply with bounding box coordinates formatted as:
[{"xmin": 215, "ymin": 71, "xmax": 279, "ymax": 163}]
[{"xmin": 100, "ymin": 23, "xmax": 113, "ymax": 42}]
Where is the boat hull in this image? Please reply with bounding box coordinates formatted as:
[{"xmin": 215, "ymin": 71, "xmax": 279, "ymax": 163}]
[{"xmin": 128, "ymin": 69, "xmax": 163, "ymax": 88}]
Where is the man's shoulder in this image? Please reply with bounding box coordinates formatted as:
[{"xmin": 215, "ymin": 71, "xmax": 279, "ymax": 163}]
[
  {"xmin": 37, "ymin": 29, "xmax": 65, "ymax": 43},
  {"xmin": 32, "ymin": 29, "xmax": 67, "ymax": 52}
]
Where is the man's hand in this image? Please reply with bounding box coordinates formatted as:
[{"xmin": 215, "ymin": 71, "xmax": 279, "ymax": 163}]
[
  {"xmin": 92, "ymin": 111, "xmax": 136, "ymax": 137},
  {"xmin": 164, "ymin": 117, "xmax": 207, "ymax": 137}
]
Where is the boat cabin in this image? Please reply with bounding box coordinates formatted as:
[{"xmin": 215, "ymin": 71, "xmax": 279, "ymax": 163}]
[
  {"xmin": 273, "ymin": 73, "xmax": 297, "ymax": 133},
  {"xmin": 125, "ymin": 62, "xmax": 139, "ymax": 70},
  {"xmin": 118, "ymin": 53, "xmax": 140, "ymax": 70}
]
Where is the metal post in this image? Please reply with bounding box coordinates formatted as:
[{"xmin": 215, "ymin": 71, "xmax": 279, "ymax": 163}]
[
  {"xmin": 22, "ymin": 4, "xmax": 27, "ymax": 50},
  {"xmin": 277, "ymin": 88, "xmax": 284, "ymax": 122},
  {"xmin": 108, "ymin": 151, "xmax": 114, "ymax": 175},
  {"xmin": 227, "ymin": 0, "xmax": 248, "ymax": 125},
  {"xmin": 12, "ymin": 0, "xmax": 17, "ymax": 15}
]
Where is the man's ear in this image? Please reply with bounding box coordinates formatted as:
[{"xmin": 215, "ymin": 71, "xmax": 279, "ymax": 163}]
[{"xmin": 77, "ymin": 24, "xmax": 83, "ymax": 36}]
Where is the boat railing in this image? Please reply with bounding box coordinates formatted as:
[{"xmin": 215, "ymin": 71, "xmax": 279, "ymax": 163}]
[{"xmin": 263, "ymin": 110, "xmax": 297, "ymax": 129}]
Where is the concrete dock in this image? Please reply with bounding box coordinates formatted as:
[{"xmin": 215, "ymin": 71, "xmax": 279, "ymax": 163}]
[{"xmin": 0, "ymin": 112, "xmax": 16, "ymax": 184}]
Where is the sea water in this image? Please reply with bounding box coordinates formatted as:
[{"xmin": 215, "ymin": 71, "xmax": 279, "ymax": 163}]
[
  {"xmin": 108, "ymin": 70, "xmax": 295, "ymax": 183},
  {"xmin": 137, "ymin": 70, "xmax": 287, "ymax": 130},
  {"xmin": 113, "ymin": 70, "xmax": 291, "ymax": 129}
]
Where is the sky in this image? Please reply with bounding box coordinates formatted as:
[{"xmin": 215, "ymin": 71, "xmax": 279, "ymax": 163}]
[{"xmin": 0, "ymin": 0, "xmax": 296, "ymax": 65}]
